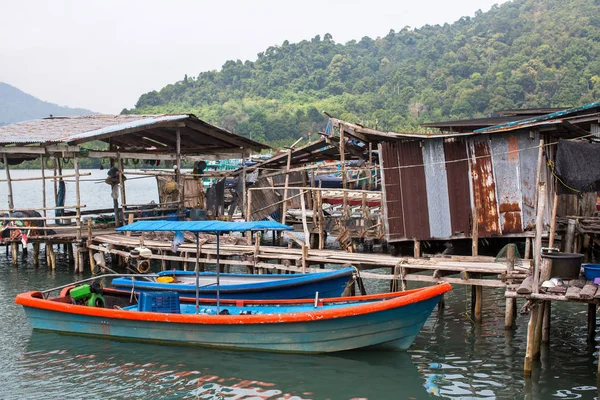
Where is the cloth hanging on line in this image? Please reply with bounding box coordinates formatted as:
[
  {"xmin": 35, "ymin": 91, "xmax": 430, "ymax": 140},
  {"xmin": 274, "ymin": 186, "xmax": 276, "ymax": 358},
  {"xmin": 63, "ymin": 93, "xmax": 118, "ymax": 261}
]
[{"xmin": 555, "ymin": 139, "xmax": 600, "ymax": 194}]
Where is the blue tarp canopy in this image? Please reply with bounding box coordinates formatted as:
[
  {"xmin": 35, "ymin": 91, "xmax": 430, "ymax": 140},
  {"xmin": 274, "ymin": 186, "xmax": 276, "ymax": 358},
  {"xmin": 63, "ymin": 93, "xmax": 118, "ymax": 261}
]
[{"xmin": 116, "ymin": 220, "xmax": 293, "ymax": 233}]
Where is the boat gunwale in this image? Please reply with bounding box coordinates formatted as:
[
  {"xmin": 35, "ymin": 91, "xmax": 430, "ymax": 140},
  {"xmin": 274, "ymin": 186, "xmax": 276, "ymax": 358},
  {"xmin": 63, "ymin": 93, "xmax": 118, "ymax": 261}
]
[
  {"xmin": 112, "ymin": 267, "xmax": 355, "ymax": 293},
  {"xmin": 15, "ymin": 283, "xmax": 451, "ymax": 325}
]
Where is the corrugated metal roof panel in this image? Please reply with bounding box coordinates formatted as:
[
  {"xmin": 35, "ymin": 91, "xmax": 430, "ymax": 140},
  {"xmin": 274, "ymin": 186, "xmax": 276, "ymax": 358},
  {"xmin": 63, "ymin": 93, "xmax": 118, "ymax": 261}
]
[
  {"xmin": 0, "ymin": 115, "xmax": 178, "ymax": 144},
  {"xmin": 474, "ymin": 101, "xmax": 600, "ymax": 134}
]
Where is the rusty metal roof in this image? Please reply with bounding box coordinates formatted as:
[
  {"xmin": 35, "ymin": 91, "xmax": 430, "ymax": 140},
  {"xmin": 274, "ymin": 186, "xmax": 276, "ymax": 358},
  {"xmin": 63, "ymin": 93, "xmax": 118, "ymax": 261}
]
[
  {"xmin": 474, "ymin": 101, "xmax": 600, "ymax": 134},
  {"xmin": 0, "ymin": 114, "xmax": 269, "ymax": 152}
]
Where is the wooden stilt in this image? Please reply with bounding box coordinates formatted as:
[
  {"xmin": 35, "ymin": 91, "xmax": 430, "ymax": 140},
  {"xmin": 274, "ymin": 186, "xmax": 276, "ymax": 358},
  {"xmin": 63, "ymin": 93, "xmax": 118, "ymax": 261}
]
[
  {"xmin": 73, "ymin": 244, "xmax": 80, "ymax": 273},
  {"xmin": 118, "ymin": 154, "xmax": 127, "ymax": 227},
  {"xmin": 542, "ymin": 301, "xmax": 551, "ymax": 343},
  {"xmin": 48, "ymin": 244, "xmax": 56, "ymax": 270},
  {"xmin": 565, "ymin": 219, "xmax": 577, "ymax": 253},
  {"xmin": 246, "ymin": 189, "xmax": 253, "ymax": 245},
  {"xmin": 11, "ymin": 242, "xmax": 18, "ymax": 265},
  {"xmin": 533, "ymin": 302, "xmax": 545, "ymax": 359},
  {"xmin": 414, "ymin": 240, "xmax": 421, "ymax": 258},
  {"xmin": 280, "ymin": 148, "xmax": 293, "ymax": 245},
  {"xmin": 524, "ymin": 238, "xmax": 532, "ymax": 260},
  {"xmin": 300, "ymin": 190, "xmax": 310, "ymax": 249},
  {"xmin": 505, "ymin": 244, "xmax": 517, "ymax": 329},
  {"xmin": 33, "ymin": 242, "xmax": 40, "ymax": 266},
  {"xmin": 475, "ymin": 284, "xmax": 483, "ymax": 322},
  {"xmin": 40, "ymin": 156, "xmax": 47, "ymax": 228},
  {"xmin": 524, "ymin": 304, "xmax": 540, "ymax": 375},
  {"xmin": 588, "ymin": 303, "xmax": 597, "ymax": 342}
]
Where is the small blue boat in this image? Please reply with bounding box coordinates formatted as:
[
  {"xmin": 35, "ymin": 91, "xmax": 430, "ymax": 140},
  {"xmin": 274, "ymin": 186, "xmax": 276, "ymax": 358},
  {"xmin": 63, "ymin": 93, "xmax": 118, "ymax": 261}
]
[
  {"xmin": 111, "ymin": 268, "xmax": 355, "ymax": 300},
  {"xmin": 16, "ymin": 283, "xmax": 452, "ymax": 353}
]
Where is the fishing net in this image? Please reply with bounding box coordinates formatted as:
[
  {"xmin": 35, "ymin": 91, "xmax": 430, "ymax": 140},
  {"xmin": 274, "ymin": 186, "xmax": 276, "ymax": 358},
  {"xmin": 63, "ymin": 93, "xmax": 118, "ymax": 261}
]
[{"xmin": 494, "ymin": 243, "xmax": 524, "ymax": 268}]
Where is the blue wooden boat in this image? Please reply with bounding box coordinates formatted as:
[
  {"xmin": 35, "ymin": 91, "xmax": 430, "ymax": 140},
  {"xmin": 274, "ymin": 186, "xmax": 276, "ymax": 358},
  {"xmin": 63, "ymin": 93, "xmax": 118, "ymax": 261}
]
[
  {"xmin": 111, "ymin": 268, "xmax": 355, "ymax": 300},
  {"xmin": 16, "ymin": 283, "xmax": 452, "ymax": 353}
]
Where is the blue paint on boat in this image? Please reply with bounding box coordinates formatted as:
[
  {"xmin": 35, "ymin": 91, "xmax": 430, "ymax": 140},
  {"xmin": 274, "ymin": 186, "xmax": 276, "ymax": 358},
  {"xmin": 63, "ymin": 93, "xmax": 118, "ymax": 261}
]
[{"xmin": 111, "ymin": 267, "xmax": 355, "ymax": 300}]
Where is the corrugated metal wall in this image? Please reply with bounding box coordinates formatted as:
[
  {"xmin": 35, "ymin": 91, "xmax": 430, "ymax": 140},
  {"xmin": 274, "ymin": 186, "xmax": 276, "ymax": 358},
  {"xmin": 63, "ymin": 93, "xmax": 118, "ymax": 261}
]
[
  {"xmin": 491, "ymin": 133, "xmax": 523, "ymax": 234},
  {"xmin": 444, "ymin": 138, "xmax": 472, "ymax": 237},
  {"xmin": 381, "ymin": 132, "xmax": 550, "ymax": 242},
  {"xmin": 423, "ymin": 139, "xmax": 452, "ymax": 238}
]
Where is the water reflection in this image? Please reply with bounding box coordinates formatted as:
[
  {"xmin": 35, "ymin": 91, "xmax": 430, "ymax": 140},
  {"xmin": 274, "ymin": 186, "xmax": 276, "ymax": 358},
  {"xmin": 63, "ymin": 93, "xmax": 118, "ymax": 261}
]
[{"xmin": 16, "ymin": 331, "xmax": 432, "ymax": 400}]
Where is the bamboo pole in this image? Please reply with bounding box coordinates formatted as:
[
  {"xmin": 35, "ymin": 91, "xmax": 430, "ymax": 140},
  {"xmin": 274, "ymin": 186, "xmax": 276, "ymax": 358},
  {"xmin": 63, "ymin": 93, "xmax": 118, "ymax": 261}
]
[
  {"xmin": 74, "ymin": 156, "xmax": 82, "ymax": 242},
  {"xmin": 0, "ymin": 172, "xmax": 90, "ymax": 183},
  {"xmin": 87, "ymin": 219, "xmax": 95, "ymax": 273},
  {"xmin": 118, "ymin": 155, "xmax": 127, "ymax": 227},
  {"xmin": 176, "ymin": 128, "xmax": 182, "ymax": 218},
  {"xmin": 533, "ymin": 183, "xmax": 547, "ymax": 293},
  {"xmin": 246, "ymin": 190, "xmax": 253, "ymax": 245},
  {"xmin": 281, "ymin": 148, "xmax": 293, "ymax": 227},
  {"xmin": 548, "ymin": 190, "xmax": 559, "ymax": 248},
  {"xmin": 300, "ymin": 189, "xmax": 311, "ymax": 250},
  {"xmin": 53, "ymin": 157, "xmax": 58, "ymax": 208},
  {"xmin": 3, "ymin": 154, "xmax": 14, "ymax": 215},
  {"xmin": 339, "ymin": 123, "xmax": 348, "ymax": 217}
]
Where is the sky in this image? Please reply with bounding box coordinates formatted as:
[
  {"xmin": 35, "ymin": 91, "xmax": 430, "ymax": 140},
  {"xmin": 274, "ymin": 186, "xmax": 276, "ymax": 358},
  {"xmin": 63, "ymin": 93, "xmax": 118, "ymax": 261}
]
[{"xmin": 0, "ymin": 0, "xmax": 509, "ymax": 114}]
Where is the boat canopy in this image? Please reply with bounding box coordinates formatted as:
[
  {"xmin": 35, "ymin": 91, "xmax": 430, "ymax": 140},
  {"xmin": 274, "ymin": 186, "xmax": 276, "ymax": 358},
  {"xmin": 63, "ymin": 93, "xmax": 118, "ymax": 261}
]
[{"xmin": 116, "ymin": 220, "xmax": 294, "ymax": 233}]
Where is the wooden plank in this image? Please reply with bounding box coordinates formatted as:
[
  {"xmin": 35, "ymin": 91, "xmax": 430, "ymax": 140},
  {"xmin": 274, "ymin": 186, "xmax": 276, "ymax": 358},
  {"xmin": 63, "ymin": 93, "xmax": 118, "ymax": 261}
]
[
  {"xmin": 580, "ymin": 284, "xmax": 598, "ymax": 300},
  {"xmin": 565, "ymin": 286, "xmax": 582, "ymax": 300}
]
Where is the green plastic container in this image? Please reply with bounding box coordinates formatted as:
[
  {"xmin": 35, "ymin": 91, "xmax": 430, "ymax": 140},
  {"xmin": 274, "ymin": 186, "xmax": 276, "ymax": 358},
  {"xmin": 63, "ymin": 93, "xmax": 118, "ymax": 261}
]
[{"xmin": 70, "ymin": 284, "xmax": 92, "ymax": 301}]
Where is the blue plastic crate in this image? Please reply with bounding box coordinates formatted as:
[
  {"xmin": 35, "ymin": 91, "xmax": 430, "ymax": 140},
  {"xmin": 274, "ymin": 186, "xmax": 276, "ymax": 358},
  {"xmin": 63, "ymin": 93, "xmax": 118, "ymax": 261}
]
[{"xmin": 138, "ymin": 291, "xmax": 181, "ymax": 313}]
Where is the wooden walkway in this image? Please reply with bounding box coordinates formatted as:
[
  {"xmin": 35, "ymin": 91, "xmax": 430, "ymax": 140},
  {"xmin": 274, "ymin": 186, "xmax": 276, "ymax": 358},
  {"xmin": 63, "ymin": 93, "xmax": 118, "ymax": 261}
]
[{"xmin": 90, "ymin": 232, "xmax": 531, "ymax": 288}]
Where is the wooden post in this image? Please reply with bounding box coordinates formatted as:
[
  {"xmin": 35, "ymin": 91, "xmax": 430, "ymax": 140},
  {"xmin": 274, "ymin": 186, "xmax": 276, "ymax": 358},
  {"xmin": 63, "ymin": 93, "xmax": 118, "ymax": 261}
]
[
  {"xmin": 471, "ymin": 206, "xmax": 482, "ymax": 322},
  {"xmin": 533, "ymin": 183, "xmax": 547, "ymax": 293},
  {"xmin": 588, "ymin": 303, "xmax": 597, "ymax": 341},
  {"xmin": 524, "ymin": 238, "xmax": 532, "ymax": 260},
  {"xmin": 414, "ymin": 240, "xmax": 421, "ymax": 258},
  {"xmin": 542, "ymin": 301, "xmax": 551, "ymax": 343},
  {"xmin": 254, "ymin": 231, "xmax": 261, "ymax": 274},
  {"xmin": 246, "ymin": 190, "xmax": 253, "ymax": 245},
  {"xmin": 474, "ymin": 282, "xmax": 482, "ymax": 323},
  {"xmin": 472, "ymin": 206, "xmax": 479, "ymax": 256},
  {"xmin": 548, "ymin": 191, "xmax": 559, "ymax": 248},
  {"xmin": 3, "ymin": 153, "xmax": 17, "ymax": 265},
  {"xmin": 87, "ymin": 219, "xmax": 95, "ymax": 273},
  {"xmin": 339, "ymin": 124, "xmax": 348, "ymax": 217},
  {"xmin": 175, "ymin": 128, "xmax": 182, "ymax": 218},
  {"xmin": 524, "ymin": 304, "xmax": 540, "ymax": 375},
  {"xmin": 281, "ymin": 149, "xmax": 293, "ymax": 227},
  {"xmin": 40, "ymin": 156, "xmax": 47, "ymax": 227},
  {"xmin": 126, "ymin": 213, "xmax": 133, "ymax": 236},
  {"xmin": 33, "ymin": 242, "xmax": 40, "ymax": 266},
  {"xmin": 3, "ymin": 154, "xmax": 14, "ymax": 214},
  {"xmin": 118, "ymin": 154, "xmax": 127, "ymax": 227},
  {"xmin": 505, "ymin": 244, "xmax": 517, "ymax": 329},
  {"xmin": 300, "ymin": 190, "xmax": 310, "ymax": 250},
  {"xmin": 317, "ymin": 190, "xmax": 325, "ymax": 250},
  {"xmin": 565, "ymin": 219, "xmax": 577, "ymax": 253},
  {"xmin": 74, "ymin": 156, "xmax": 82, "ymax": 242},
  {"xmin": 53, "ymin": 157, "xmax": 59, "ymax": 208},
  {"xmin": 301, "ymin": 244, "xmax": 308, "ymax": 273}
]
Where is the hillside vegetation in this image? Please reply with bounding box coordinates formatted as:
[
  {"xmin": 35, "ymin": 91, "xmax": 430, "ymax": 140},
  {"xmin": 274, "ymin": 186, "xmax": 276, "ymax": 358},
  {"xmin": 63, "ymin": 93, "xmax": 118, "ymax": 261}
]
[
  {"xmin": 125, "ymin": 0, "xmax": 600, "ymax": 146},
  {"xmin": 0, "ymin": 82, "xmax": 94, "ymax": 126}
]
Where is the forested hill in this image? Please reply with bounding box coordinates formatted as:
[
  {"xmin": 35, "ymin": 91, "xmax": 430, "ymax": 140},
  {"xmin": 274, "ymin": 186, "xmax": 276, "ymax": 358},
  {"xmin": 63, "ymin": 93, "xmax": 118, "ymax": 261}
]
[
  {"xmin": 0, "ymin": 82, "xmax": 94, "ymax": 126},
  {"xmin": 125, "ymin": 0, "xmax": 600, "ymax": 146}
]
